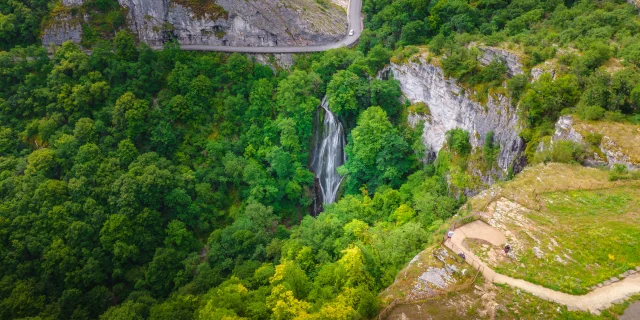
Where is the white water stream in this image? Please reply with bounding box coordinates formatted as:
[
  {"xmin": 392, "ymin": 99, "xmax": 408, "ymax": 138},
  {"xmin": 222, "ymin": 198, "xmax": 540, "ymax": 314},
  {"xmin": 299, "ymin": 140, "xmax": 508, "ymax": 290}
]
[{"xmin": 311, "ymin": 98, "xmax": 346, "ymax": 205}]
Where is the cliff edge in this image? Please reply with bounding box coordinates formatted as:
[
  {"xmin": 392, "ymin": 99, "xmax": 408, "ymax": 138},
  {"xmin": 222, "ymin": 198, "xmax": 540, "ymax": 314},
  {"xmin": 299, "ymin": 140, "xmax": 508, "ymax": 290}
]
[{"xmin": 42, "ymin": 0, "xmax": 347, "ymax": 47}]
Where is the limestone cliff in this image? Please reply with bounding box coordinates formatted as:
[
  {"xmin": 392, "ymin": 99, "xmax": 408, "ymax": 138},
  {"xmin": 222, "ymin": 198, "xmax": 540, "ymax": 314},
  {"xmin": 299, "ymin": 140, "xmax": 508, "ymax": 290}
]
[
  {"xmin": 382, "ymin": 58, "xmax": 526, "ymax": 178},
  {"xmin": 41, "ymin": 0, "xmax": 85, "ymax": 47},
  {"xmin": 42, "ymin": 0, "xmax": 347, "ymax": 48},
  {"xmin": 119, "ymin": 0, "xmax": 346, "ymax": 46},
  {"xmin": 477, "ymin": 46, "xmax": 523, "ymax": 77}
]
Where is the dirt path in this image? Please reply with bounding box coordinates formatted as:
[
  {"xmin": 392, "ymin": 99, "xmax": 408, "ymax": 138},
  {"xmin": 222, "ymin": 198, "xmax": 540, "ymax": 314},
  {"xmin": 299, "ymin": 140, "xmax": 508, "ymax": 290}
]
[{"xmin": 444, "ymin": 220, "xmax": 640, "ymax": 314}]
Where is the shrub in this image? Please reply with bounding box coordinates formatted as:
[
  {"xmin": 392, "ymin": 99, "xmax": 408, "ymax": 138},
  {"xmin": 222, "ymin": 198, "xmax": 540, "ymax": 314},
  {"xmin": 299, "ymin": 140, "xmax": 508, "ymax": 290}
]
[
  {"xmin": 584, "ymin": 132, "xmax": 603, "ymax": 146},
  {"xmin": 604, "ymin": 111, "xmax": 626, "ymax": 122},
  {"xmin": 507, "ymin": 74, "xmax": 529, "ymax": 103},
  {"xmin": 534, "ymin": 140, "xmax": 586, "ymax": 164},
  {"xmin": 429, "ymin": 34, "xmax": 446, "ymax": 55},
  {"xmin": 445, "ymin": 129, "xmax": 472, "ymax": 156},
  {"xmin": 407, "ymin": 102, "xmax": 431, "ymax": 115},
  {"xmin": 550, "ymin": 141, "xmax": 586, "ymax": 164},
  {"xmin": 580, "ymin": 106, "xmax": 606, "ymax": 121},
  {"xmin": 608, "ymin": 164, "xmax": 637, "ymax": 181},
  {"xmin": 483, "ymin": 131, "xmax": 500, "ymax": 166}
]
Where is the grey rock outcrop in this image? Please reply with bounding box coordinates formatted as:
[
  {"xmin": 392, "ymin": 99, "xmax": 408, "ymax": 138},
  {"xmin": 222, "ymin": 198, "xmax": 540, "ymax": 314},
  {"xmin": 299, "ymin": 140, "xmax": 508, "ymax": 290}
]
[
  {"xmin": 552, "ymin": 116, "xmax": 584, "ymax": 143},
  {"xmin": 545, "ymin": 116, "xmax": 639, "ymax": 169},
  {"xmin": 531, "ymin": 61, "xmax": 558, "ymax": 81},
  {"xmin": 41, "ymin": 14, "xmax": 84, "ymax": 47},
  {"xmin": 43, "ymin": 0, "xmax": 346, "ymax": 48},
  {"xmin": 63, "ymin": 0, "xmax": 85, "ymax": 6},
  {"xmin": 249, "ymin": 54, "xmax": 294, "ymax": 70},
  {"xmin": 477, "ymin": 46, "xmax": 524, "ymax": 77},
  {"xmin": 41, "ymin": 0, "xmax": 85, "ymax": 47},
  {"xmin": 628, "ymin": 0, "xmax": 640, "ymax": 10},
  {"xmin": 119, "ymin": 0, "xmax": 346, "ymax": 47},
  {"xmin": 382, "ymin": 58, "xmax": 526, "ymax": 177}
]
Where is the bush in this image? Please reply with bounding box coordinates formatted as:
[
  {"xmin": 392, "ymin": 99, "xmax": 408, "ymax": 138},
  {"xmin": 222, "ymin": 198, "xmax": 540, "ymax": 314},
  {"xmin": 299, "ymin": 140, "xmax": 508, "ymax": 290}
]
[
  {"xmin": 534, "ymin": 140, "xmax": 586, "ymax": 164},
  {"xmin": 483, "ymin": 131, "xmax": 500, "ymax": 166},
  {"xmin": 584, "ymin": 133, "xmax": 602, "ymax": 146},
  {"xmin": 604, "ymin": 111, "xmax": 626, "ymax": 122},
  {"xmin": 608, "ymin": 164, "xmax": 640, "ymax": 181},
  {"xmin": 507, "ymin": 74, "xmax": 529, "ymax": 103},
  {"xmin": 550, "ymin": 141, "xmax": 586, "ymax": 164},
  {"xmin": 580, "ymin": 106, "xmax": 606, "ymax": 121},
  {"xmin": 407, "ymin": 102, "xmax": 430, "ymax": 115},
  {"xmin": 445, "ymin": 129, "xmax": 472, "ymax": 156},
  {"xmin": 429, "ymin": 34, "xmax": 446, "ymax": 55}
]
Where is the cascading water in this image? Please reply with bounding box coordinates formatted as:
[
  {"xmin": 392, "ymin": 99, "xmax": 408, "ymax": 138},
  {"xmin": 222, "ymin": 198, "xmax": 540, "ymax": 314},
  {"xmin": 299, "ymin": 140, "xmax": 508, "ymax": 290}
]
[{"xmin": 311, "ymin": 97, "xmax": 347, "ymax": 213}]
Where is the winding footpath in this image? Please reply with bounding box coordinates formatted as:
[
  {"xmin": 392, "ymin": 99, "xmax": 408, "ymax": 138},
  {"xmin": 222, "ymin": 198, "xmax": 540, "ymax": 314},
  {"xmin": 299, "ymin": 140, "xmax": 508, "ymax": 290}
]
[
  {"xmin": 444, "ymin": 220, "xmax": 640, "ymax": 314},
  {"xmin": 150, "ymin": 0, "xmax": 363, "ymax": 53}
]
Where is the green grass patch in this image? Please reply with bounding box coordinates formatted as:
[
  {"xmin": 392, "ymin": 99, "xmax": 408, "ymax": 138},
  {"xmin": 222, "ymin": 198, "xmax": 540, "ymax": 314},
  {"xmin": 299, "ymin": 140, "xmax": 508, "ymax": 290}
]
[{"xmin": 495, "ymin": 186, "xmax": 640, "ymax": 294}]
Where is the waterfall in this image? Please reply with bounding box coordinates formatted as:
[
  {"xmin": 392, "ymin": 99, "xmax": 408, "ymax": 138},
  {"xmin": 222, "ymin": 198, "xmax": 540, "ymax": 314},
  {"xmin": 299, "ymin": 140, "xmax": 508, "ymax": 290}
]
[{"xmin": 311, "ymin": 97, "xmax": 347, "ymax": 209}]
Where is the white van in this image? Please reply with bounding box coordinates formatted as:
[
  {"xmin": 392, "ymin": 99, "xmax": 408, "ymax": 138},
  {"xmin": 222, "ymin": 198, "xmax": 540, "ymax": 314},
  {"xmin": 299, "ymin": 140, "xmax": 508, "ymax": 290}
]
[{"xmin": 349, "ymin": 29, "xmax": 354, "ymax": 36}]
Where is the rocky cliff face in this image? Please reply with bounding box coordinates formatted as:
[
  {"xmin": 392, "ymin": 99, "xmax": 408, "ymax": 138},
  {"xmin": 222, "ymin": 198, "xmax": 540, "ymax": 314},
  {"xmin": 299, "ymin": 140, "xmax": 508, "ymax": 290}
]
[
  {"xmin": 545, "ymin": 116, "xmax": 639, "ymax": 169},
  {"xmin": 382, "ymin": 58, "xmax": 526, "ymax": 177},
  {"xmin": 119, "ymin": 0, "xmax": 346, "ymax": 46},
  {"xmin": 628, "ymin": 0, "xmax": 640, "ymax": 10},
  {"xmin": 477, "ymin": 46, "xmax": 523, "ymax": 77},
  {"xmin": 41, "ymin": 0, "xmax": 85, "ymax": 47},
  {"xmin": 42, "ymin": 0, "xmax": 347, "ymax": 48}
]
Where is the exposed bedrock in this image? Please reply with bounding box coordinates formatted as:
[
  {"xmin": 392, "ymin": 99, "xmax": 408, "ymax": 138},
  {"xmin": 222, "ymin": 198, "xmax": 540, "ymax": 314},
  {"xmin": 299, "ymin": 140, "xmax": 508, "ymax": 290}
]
[
  {"xmin": 118, "ymin": 0, "xmax": 346, "ymax": 47},
  {"xmin": 382, "ymin": 58, "xmax": 526, "ymax": 179},
  {"xmin": 42, "ymin": 0, "xmax": 347, "ymax": 48},
  {"xmin": 543, "ymin": 116, "xmax": 639, "ymax": 170}
]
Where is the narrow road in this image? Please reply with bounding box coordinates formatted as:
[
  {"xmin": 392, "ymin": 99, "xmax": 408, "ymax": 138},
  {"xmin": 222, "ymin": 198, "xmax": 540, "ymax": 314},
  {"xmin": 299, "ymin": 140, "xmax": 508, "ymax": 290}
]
[
  {"xmin": 445, "ymin": 220, "xmax": 640, "ymax": 314},
  {"xmin": 150, "ymin": 0, "xmax": 363, "ymax": 53}
]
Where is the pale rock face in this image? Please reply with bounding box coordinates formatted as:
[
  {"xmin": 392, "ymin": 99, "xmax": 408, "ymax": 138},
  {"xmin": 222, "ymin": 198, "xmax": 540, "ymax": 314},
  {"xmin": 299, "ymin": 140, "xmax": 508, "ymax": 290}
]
[
  {"xmin": 118, "ymin": 0, "xmax": 167, "ymax": 44},
  {"xmin": 41, "ymin": 0, "xmax": 85, "ymax": 46},
  {"xmin": 628, "ymin": 0, "xmax": 640, "ymax": 10},
  {"xmin": 41, "ymin": 13, "xmax": 84, "ymax": 47},
  {"xmin": 384, "ymin": 59, "xmax": 526, "ymax": 175},
  {"xmin": 531, "ymin": 61, "xmax": 558, "ymax": 81},
  {"xmin": 119, "ymin": 0, "xmax": 346, "ymax": 47},
  {"xmin": 249, "ymin": 54, "xmax": 294, "ymax": 70},
  {"xmin": 63, "ymin": 0, "xmax": 85, "ymax": 6},
  {"xmin": 552, "ymin": 116, "xmax": 583, "ymax": 143},
  {"xmin": 477, "ymin": 46, "xmax": 523, "ymax": 77}
]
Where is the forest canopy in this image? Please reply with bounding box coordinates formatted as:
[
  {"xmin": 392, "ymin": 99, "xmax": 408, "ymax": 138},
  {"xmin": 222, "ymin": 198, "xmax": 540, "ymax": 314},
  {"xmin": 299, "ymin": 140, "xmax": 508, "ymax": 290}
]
[{"xmin": 1, "ymin": 0, "xmax": 640, "ymax": 319}]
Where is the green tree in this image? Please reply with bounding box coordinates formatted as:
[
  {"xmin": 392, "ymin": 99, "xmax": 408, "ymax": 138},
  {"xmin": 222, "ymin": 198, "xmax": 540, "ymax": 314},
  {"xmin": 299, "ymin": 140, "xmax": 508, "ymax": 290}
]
[
  {"xmin": 338, "ymin": 106, "xmax": 412, "ymax": 194},
  {"xmin": 520, "ymin": 74, "xmax": 580, "ymax": 127}
]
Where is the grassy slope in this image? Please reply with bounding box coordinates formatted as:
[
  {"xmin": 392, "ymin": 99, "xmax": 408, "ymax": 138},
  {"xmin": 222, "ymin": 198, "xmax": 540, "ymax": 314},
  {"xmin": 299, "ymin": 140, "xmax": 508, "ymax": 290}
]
[
  {"xmin": 380, "ymin": 163, "xmax": 640, "ymax": 318},
  {"xmin": 495, "ymin": 186, "xmax": 640, "ymax": 294},
  {"xmin": 466, "ymin": 163, "xmax": 640, "ymax": 294}
]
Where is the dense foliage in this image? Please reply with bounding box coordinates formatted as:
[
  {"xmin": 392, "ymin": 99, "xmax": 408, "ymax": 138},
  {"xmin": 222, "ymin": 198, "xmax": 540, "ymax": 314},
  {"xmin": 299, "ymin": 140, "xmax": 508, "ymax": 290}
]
[
  {"xmin": 2, "ymin": 0, "xmax": 640, "ymax": 319},
  {"xmin": 0, "ymin": 25, "xmax": 464, "ymax": 318}
]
